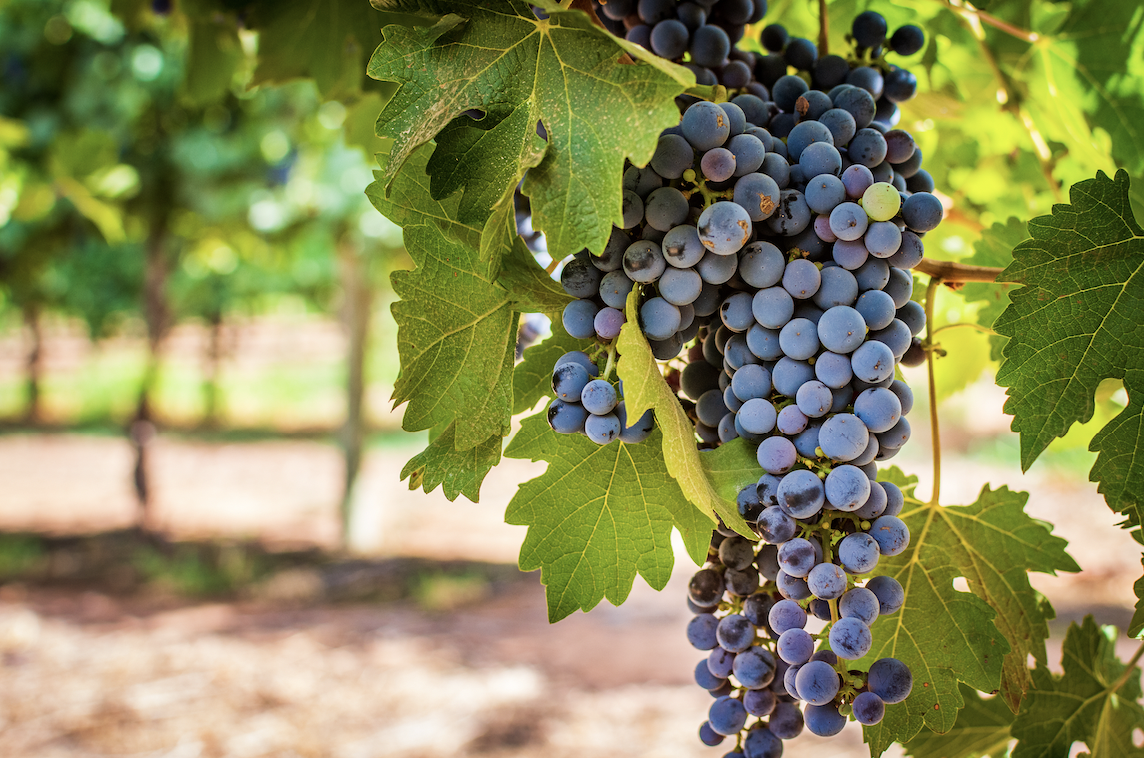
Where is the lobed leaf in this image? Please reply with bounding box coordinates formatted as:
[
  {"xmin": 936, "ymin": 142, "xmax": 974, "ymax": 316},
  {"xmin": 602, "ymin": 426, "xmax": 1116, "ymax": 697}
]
[
  {"xmin": 903, "ymin": 683, "xmax": 1015, "ymax": 758},
  {"xmin": 400, "ymin": 422, "xmax": 502, "ymax": 503},
  {"xmin": 367, "ymin": 0, "xmax": 690, "ymax": 261},
  {"xmin": 994, "ymin": 170, "xmax": 1144, "ymax": 473},
  {"xmin": 504, "ymin": 412, "xmax": 711, "ymax": 622},
  {"xmin": 1011, "ymin": 616, "xmax": 1144, "ymax": 758},
  {"xmin": 860, "ymin": 483, "xmax": 1078, "ymax": 754}
]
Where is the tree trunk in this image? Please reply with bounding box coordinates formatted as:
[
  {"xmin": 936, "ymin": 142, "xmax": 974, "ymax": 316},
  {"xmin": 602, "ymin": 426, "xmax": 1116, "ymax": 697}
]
[
  {"xmin": 201, "ymin": 310, "xmax": 224, "ymax": 428},
  {"xmin": 21, "ymin": 303, "xmax": 43, "ymax": 424},
  {"xmin": 338, "ymin": 238, "xmax": 372, "ymax": 549}
]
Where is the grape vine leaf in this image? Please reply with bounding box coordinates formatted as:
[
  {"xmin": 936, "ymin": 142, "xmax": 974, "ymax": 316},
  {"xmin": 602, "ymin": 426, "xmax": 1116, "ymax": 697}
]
[
  {"xmin": 366, "ymin": 0, "xmax": 692, "ymax": 261},
  {"xmin": 960, "ymin": 217, "xmax": 1027, "ymax": 362},
  {"xmin": 401, "ymin": 421, "xmax": 502, "ymax": 502},
  {"xmin": 504, "ymin": 413, "xmax": 712, "ymax": 622},
  {"xmin": 993, "ymin": 170, "xmax": 1143, "ymax": 475},
  {"xmin": 246, "ymin": 0, "xmax": 386, "ymax": 98},
  {"xmin": 512, "ymin": 322, "xmax": 595, "ymax": 415},
  {"xmin": 1132, "ymin": 558, "xmax": 1144, "ymax": 639},
  {"xmin": 903, "ymin": 683, "xmax": 1015, "ymax": 758},
  {"xmin": 366, "ymin": 147, "xmax": 517, "ymax": 449},
  {"xmin": 1089, "ymin": 367, "xmax": 1144, "ymax": 541},
  {"xmin": 615, "ymin": 289, "xmax": 754, "ymax": 539},
  {"xmin": 498, "ymin": 238, "xmax": 574, "ymax": 317},
  {"xmin": 859, "ymin": 475, "xmax": 1078, "ymax": 754},
  {"xmin": 1011, "ymin": 616, "xmax": 1144, "ymax": 758}
]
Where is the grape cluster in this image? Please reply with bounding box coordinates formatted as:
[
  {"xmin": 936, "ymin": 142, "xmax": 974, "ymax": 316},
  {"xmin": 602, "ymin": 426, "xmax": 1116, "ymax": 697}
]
[
  {"xmin": 757, "ymin": 11, "xmax": 926, "ymax": 139},
  {"xmin": 688, "ymin": 518, "xmax": 913, "ymax": 748},
  {"xmin": 594, "ymin": 0, "xmax": 770, "ymax": 94},
  {"xmin": 544, "ymin": 2, "xmax": 940, "ymax": 748}
]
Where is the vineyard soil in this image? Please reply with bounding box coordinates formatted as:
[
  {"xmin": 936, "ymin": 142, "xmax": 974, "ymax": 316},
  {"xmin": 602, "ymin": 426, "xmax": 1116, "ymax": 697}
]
[{"xmin": 0, "ymin": 433, "xmax": 1137, "ymax": 757}]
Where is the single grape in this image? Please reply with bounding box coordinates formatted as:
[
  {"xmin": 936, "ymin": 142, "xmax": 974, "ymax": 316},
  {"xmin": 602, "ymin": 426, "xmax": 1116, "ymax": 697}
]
[
  {"xmin": 868, "ymin": 658, "xmax": 913, "ymax": 703},
  {"xmin": 547, "ymin": 399, "xmax": 588, "ymax": 434},
  {"xmin": 884, "ymin": 66, "xmax": 918, "ymax": 102},
  {"xmin": 640, "ymin": 297, "xmax": 681, "ymax": 341},
  {"xmin": 681, "ymin": 100, "xmax": 730, "ymax": 151},
  {"xmin": 795, "ymin": 660, "xmax": 840, "ymax": 706},
  {"xmin": 581, "ymin": 380, "xmax": 618, "ymax": 415},
  {"xmin": 743, "ymin": 688, "xmax": 776, "ymax": 718},
  {"xmin": 755, "ymin": 505, "xmax": 797, "ymax": 544},
  {"xmin": 786, "ymin": 120, "xmax": 834, "ymax": 162},
  {"xmin": 777, "ymin": 470, "xmax": 824, "ymax": 519},
  {"xmin": 698, "ymin": 201, "xmax": 753, "ymax": 255},
  {"xmin": 721, "ymin": 291, "xmax": 756, "ymax": 332},
  {"xmin": 847, "ymin": 65, "xmax": 884, "ymax": 99},
  {"xmin": 661, "ymin": 224, "xmax": 706, "ymax": 268},
  {"xmin": 701, "ymin": 147, "xmax": 737, "ymax": 183},
  {"xmin": 747, "ymin": 323, "xmax": 783, "ymax": 361},
  {"xmin": 708, "ymin": 696, "xmax": 748, "ymax": 736},
  {"xmin": 799, "ymin": 141, "xmax": 842, "ymax": 178},
  {"xmin": 784, "ymin": 36, "xmax": 817, "ymax": 70},
  {"xmin": 738, "ymin": 397, "xmax": 777, "ymax": 435},
  {"xmin": 804, "ymin": 703, "xmax": 848, "ymax": 736},
  {"xmin": 855, "ymin": 289, "xmax": 897, "ymax": 331},
  {"xmin": 867, "ymin": 575, "xmax": 905, "ymax": 615},
  {"xmin": 772, "ymin": 74, "xmax": 809, "ymax": 111},
  {"xmin": 599, "ymin": 270, "xmax": 634, "ymax": 310},
  {"xmin": 584, "ymin": 413, "xmax": 620, "ymax": 444},
  {"xmin": 618, "ymin": 404, "xmax": 655, "ymax": 443},
  {"xmin": 764, "ymin": 190, "xmax": 812, "ymax": 237},
  {"xmin": 829, "ymin": 616, "xmax": 873, "ymax": 659},
  {"xmin": 826, "ymin": 464, "xmax": 872, "ymax": 511},
  {"xmin": 689, "ymin": 567, "xmax": 725, "ymax": 606},
  {"xmin": 879, "ymin": 415, "xmax": 912, "ymax": 449},
  {"xmin": 777, "ymin": 537, "xmax": 817, "ymax": 578},
  {"xmin": 852, "ymin": 10, "xmax": 888, "ymax": 47},
  {"xmin": 807, "ymin": 562, "xmax": 847, "ymax": 600},
  {"xmin": 739, "ymin": 241, "xmax": 786, "ymax": 289},
  {"xmin": 833, "ymin": 85, "xmax": 877, "ymax": 129},
  {"xmin": 814, "ymin": 267, "xmax": 859, "ymax": 310},
  {"xmin": 743, "ymin": 725, "xmax": 784, "ymax": 756},
  {"xmin": 829, "ymin": 202, "xmax": 869, "ymax": 241},
  {"xmin": 777, "ymin": 405, "xmax": 809, "ymax": 435},
  {"xmin": 733, "ymin": 646, "xmax": 777, "ymax": 689},
  {"xmin": 649, "ymin": 18, "xmax": 689, "ymax": 58},
  {"xmin": 779, "ymin": 318, "xmax": 820, "ymax": 360},
  {"xmin": 839, "ymin": 533, "xmax": 881, "ymax": 577},
  {"xmin": 768, "ymin": 599, "xmax": 807, "ymax": 634},
  {"xmin": 818, "ymin": 305, "xmax": 867, "ymax": 353},
  {"xmin": 854, "ymin": 387, "xmax": 902, "ymax": 433},
  {"xmin": 870, "ymin": 515, "xmax": 910, "ymax": 556},
  {"xmin": 852, "ymin": 691, "xmax": 886, "ymax": 726},
  {"xmin": 777, "ymin": 628, "xmax": 814, "ymax": 665},
  {"xmin": 658, "ymin": 266, "xmax": 703, "ymax": 306},
  {"xmin": 751, "ymin": 286, "xmax": 795, "ymax": 329},
  {"xmin": 623, "ymin": 240, "xmax": 667, "ymax": 283},
  {"xmin": 849, "ymin": 128, "xmax": 889, "ymax": 168},
  {"xmin": 782, "ymin": 259, "xmax": 821, "ymax": 300},
  {"xmin": 696, "ymin": 659, "xmax": 727, "ymax": 690},
  {"xmin": 728, "ymin": 133, "xmax": 766, "ymax": 176},
  {"xmin": 851, "ymin": 340, "xmax": 896, "ymax": 383},
  {"xmin": 732, "ymin": 363, "xmax": 772, "ymax": 402},
  {"xmin": 553, "ymin": 362, "xmax": 591, "ymax": 403},
  {"xmin": 688, "ymin": 613, "xmax": 720, "ymax": 650},
  {"xmin": 814, "ymin": 351, "xmax": 853, "ymax": 388},
  {"xmin": 902, "ymin": 191, "xmax": 944, "ymax": 232},
  {"xmin": 645, "ymin": 186, "xmax": 690, "ymax": 231},
  {"xmin": 819, "ymin": 413, "xmax": 871, "ymax": 462},
  {"xmin": 759, "ymin": 152, "xmax": 791, "ymax": 188},
  {"xmin": 881, "ymin": 479, "xmax": 906, "ymax": 516},
  {"xmin": 697, "ymin": 389, "xmax": 730, "ymax": 428},
  {"xmin": 819, "ymin": 107, "xmax": 857, "ymax": 148}
]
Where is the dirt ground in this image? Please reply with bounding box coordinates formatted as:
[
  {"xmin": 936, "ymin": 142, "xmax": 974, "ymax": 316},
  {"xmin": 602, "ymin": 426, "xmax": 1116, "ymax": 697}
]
[{"xmin": 0, "ymin": 431, "xmax": 1140, "ymax": 758}]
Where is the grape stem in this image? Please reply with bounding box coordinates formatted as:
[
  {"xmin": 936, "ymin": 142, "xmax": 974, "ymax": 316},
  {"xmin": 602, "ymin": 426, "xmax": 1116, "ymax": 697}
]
[
  {"xmin": 817, "ymin": 0, "xmax": 829, "ymax": 56},
  {"xmin": 930, "ymin": 322, "xmax": 998, "ymax": 337},
  {"xmin": 545, "ymin": 255, "xmax": 567, "ymax": 275},
  {"xmin": 924, "ymin": 277, "xmax": 942, "ymax": 506},
  {"xmin": 914, "ymin": 258, "xmax": 1003, "ymax": 283},
  {"xmin": 602, "ymin": 341, "xmax": 617, "ymax": 381},
  {"xmin": 1108, "ymin": 641, "xmax": 1144, "ymax": 694},
  {"xmin": 929, "ymin": 0, "xmax": 1041, "ymax": 43}
]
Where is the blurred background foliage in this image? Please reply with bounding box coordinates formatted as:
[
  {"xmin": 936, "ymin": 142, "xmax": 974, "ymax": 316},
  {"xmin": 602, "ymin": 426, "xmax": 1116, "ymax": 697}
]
[{"xmin": 0, "ymin": 0, "xmax": 1140, "ymax": 522}]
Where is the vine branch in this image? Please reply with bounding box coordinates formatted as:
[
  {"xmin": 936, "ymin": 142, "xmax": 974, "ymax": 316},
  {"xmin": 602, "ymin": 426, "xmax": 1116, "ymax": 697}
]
[
  {"xmin": 914, "ymin": 258, "xmax": 1004, "ymax": 283},
  {"xmin": 924, "ymin": 276, "xmax": 942, "ymax": 506},
  {"xmin": 818, "ymin": 0, "xmax": 829, "ymax": 56},
  {"xmin": 1109, "ymin": 641, "xmax": 1144, "ymax": 695},
  {"xmin": 928, "ymin": 0, "xmax": 1041, "ymax": 43}
]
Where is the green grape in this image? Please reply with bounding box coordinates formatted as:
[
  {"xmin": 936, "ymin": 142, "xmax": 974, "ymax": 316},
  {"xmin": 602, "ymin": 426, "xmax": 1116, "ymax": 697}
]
[{"xmin": 862, "ymin": 182, "xmax": 901, "ymax": 222}]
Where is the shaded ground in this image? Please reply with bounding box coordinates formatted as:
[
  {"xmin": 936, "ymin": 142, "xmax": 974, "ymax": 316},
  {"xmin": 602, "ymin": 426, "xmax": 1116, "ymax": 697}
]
[{"xmin": 0, "ymin": 431, "xmax": 1140, "ymax": 757}]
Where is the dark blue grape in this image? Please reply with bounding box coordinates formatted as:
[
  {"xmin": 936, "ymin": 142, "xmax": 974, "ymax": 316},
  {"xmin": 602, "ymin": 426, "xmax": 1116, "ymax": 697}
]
[
  {"xmin": 650, "ymin": 19, "xmax": 689, "ymax": 59},
  {"xmin": 733, "ymin": 646, "xmax": 777, "ymax": 689},
  {"xmin": 804, "ymin": 702, "xmax": 847, "ymax": 736},
  {"xmin": 868, "ymin": 657, "xmax": 913, "ymax": 703},
  {"xmin": 755, "ymin": 505, "xmax": 796, "ymax": 544},
  {"xmin": 784, "ymin": 36, "xmax": 817, "ymax": 70},
  {"xmin": 690, "ymin": 24, "xmax": 731, "ymax": 68},
  {"xmin": 548, "ymin": 399, "xmax": 588, "ymax": 434},
  {"xmin": 795, "ymin": 660, "xmax": 840, "ymax": 705},
  {"xmin": 852, "ymin": 10, "xmax": 888, "ymax": 48},
  {"xmin": 708, "ymin": 696, "xmax": 748, "ymax": 736},
  {"xmin": 884, "ymin": 66, "xmax": 918, "ymax": 102},
  {"xmin": 867, "ymin": 574, "xmax": 905, "ymax": 615},
  {"xmin": 853, "ymin": 691, "xmax": 886, "ymax": 725},
  {"xmin": 829, "ymin": 616, "xmax": 872, "ymax": 659}
]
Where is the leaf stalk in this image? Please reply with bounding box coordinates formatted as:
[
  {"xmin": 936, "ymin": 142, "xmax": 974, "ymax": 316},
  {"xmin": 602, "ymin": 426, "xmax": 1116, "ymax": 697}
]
[
  {"xmin": 914, "ymin": 258, "xmax": 1004, "ymax": 283},
  {"xmin": 924, "ymin": 276, "xmax": 942, "ymax": 506}
]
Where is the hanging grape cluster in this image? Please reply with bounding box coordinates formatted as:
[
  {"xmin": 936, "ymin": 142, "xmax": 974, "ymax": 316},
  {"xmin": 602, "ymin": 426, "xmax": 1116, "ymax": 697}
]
[{"xmin": 543, "ymin": 4, "xmax": 935, "ymax": 748}]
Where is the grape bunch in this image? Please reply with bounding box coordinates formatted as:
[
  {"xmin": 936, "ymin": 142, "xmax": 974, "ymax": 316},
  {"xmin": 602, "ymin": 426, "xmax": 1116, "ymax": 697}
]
[
  {"xmin": 540, "ymin": 2, "xmax": 940, "ymax": 747},
  {"xmin": 593, "ymin": 0, "xmax": 771, "ymax": 95}
]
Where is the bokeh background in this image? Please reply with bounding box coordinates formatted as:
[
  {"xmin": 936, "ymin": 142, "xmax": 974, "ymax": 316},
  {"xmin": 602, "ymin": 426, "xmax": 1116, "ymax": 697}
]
[{"xmin": 0, "ymin": 0, "xmax": 1139, "ymax": 756}]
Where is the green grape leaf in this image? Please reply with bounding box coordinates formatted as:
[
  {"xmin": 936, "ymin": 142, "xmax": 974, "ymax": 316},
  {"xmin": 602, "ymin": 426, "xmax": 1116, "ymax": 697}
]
[
  {"xmin": 504, "ymin": 412, "xmax": 711, "ymax": 622},
  {"xmin": 1131, "ymin": 556, "xmax": 1144, "ymax": 639},
  {"xmin": 512, "ymin": 322, "xmax": 596, "ymax": 415},
  {"xmin": 993, "ymin": 170, "xmax": 1144, "ymax": 472},
  {"xmin": 1089, "ymin": 368, "xmax": 1144, "ymax": 537},
  {"xmin": 1011, "ymin": 616, "xmax": 1144, "ymax": 758},
  {"xmin": 497, "ymin": 239, "xmax": 573, "ymax": 316},
  {"xmin": 960, "ymin": 218, "xmax": 1027, "ymax": 362},
  {"xmin": 246, "ymin": 0, "xmax": 386, "ymax": 98},
  {"xmin": 183, "ymin": 16, "xmax": 242, "ymax": 105},
  {"xmin": 367, "ymin": 148, "xmax": 516, "ymax": 449},
  {"xmin": 903, "ymin": 683, "xmax": 1015, "ymax": 758},
  {"xmin": 367, "ymin": 0, "xmax": 691, "ymax": 260},
  {"xmin": 400, "ymin": 422, "xmax": 502, "ymax": 502},
  {"xmin": 859, "ymin": 484, "xmax": 1079, "ymax": 754},
  {"xmin": 615, "ymin": 288, "xmax": 753, "ymax": 539}
]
